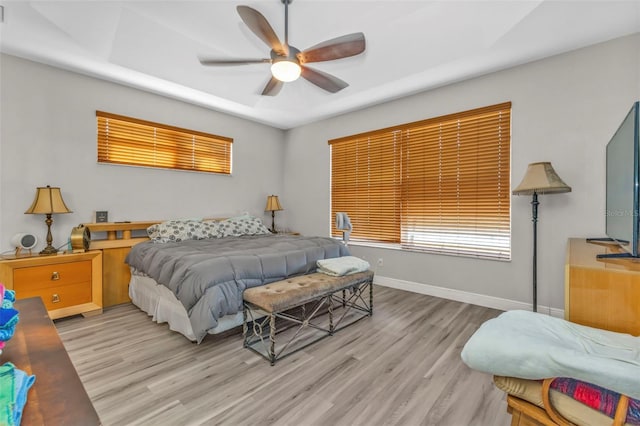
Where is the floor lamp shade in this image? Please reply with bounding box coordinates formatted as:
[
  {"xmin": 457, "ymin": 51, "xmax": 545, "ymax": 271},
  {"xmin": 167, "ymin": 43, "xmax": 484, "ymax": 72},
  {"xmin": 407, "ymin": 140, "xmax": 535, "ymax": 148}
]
[
  {"xmin": 513, "ymin": 162, "xmax": 572, "ymax": 195},
  {"xmin": 25, "ymin": 185, "xmax": 72, "ymax": 255},
  {"xmin": 265, "ymin": 195, "xmax": 283, "ymax": 233},
  {"xmin": 513, "ymin": 162, "xmax": 571, "ymax": 312}
]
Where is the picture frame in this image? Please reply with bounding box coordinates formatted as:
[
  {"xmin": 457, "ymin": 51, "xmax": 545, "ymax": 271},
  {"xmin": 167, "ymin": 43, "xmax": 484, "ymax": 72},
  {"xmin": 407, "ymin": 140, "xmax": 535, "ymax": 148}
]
[{"xmin": 95, "ymin": 211, "xmax": 108, "ymax": 223}]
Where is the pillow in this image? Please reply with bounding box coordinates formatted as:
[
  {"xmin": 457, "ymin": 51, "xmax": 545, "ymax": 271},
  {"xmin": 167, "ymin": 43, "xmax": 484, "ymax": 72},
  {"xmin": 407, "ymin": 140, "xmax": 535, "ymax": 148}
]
[
  {"xmin": 147, "ymin": 219, "xmax": 205, "ymax": 243},
  {"xmin": 197, "ymin": 220, "xmax": 221, "ymax": 240},
  {"xmin": 218, "ymin": 215, "xmax": 270, "ymax": 238}
]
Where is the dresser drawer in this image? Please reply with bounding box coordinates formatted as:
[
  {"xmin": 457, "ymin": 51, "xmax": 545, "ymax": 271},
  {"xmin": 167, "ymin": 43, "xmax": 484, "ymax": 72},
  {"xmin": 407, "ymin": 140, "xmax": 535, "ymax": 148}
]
[
  {"xmin": 14, "ymin": 281, "xmax": 92, "ymax": 311},
  {"xmin": 14, "ymin": 260, "xmax": 92, "ymax": 290}
]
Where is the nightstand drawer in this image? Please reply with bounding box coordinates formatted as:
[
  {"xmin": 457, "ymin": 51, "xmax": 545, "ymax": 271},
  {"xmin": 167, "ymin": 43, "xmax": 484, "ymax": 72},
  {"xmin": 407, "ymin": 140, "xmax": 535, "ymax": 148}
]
[
  {"xmin": 14, "ymin": 260, "xmax": 92, "ymax": 289},
  {"xmin": 14, "ymin": 281, "xmax": 92, "ymax": 311}
]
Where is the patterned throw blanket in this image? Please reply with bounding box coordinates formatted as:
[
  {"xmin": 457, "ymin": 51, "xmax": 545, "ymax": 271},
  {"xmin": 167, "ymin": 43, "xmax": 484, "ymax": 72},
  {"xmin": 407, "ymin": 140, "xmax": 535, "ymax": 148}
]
[{"xmin": 550, "ymin": 378, "xmax": 640, "ymax": 425}]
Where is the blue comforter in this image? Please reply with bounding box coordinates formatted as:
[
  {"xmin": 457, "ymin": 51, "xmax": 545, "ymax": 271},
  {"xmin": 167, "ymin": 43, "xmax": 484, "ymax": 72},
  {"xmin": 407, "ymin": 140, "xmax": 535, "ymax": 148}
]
[{"xmin": 126, "ymin": 234, "xmax": 349, "ymax": 342}]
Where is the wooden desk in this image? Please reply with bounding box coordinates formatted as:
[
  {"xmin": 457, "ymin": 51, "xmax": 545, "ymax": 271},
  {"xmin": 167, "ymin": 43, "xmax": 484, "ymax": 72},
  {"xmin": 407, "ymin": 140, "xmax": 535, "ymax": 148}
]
[
  {"xmin": 2, "ymin": 297, "xmax": 100, "ymax": 425},
  {"xmin": 565, "ymin": 238, "xmax": 640, "ymax": 335}
]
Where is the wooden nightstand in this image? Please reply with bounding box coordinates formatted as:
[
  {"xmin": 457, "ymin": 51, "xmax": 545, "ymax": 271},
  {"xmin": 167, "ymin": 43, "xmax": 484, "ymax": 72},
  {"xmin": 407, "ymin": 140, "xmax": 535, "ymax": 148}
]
[{"xmin": 0, "ymin": 251, "xmax": 103, "ymax": 319}]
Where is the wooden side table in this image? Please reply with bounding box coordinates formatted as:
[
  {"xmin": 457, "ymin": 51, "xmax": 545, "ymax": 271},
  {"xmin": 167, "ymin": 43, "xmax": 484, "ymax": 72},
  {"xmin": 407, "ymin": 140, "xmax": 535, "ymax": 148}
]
[
  {"xmin": 0, "ymin": 251, "xmax": 102, "ymax": 319},
  {"xmin": 2, "ymin": 297, "xmax": 100, "ymax": 425}
]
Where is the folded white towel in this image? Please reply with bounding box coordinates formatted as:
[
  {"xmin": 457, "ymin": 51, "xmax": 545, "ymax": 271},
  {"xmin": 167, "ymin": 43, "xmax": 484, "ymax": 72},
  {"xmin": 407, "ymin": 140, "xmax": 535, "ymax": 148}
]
[{"xmin": 317, "ymin": 256, "xmax": 370, "ymax": 277}]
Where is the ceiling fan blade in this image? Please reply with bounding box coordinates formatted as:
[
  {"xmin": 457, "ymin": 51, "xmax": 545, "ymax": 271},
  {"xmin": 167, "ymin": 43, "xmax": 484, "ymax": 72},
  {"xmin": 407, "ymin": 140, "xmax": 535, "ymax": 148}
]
[
  {"xmin": 261, "ymin": 76, "xmax": 284, "ymax": 96},
  {"xmin": 199, "ymin": 58, "xmax": 271, "ymax": 66},
  {"xmin": 237, "ymin": 6, "xmax": 287, "ymax": 56},
  {"xmin": 300, "ymin": 66, "xmax": 349, "ymax": 93},
  {"xmin": 298, "ymin": 32, "xmax": 366, "ymax": 64}
]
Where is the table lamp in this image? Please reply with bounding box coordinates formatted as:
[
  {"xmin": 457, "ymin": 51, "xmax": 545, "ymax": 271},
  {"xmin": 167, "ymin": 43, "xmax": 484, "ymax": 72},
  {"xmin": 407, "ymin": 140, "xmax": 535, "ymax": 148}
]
[
  {"xmin": 25, "ymin": 185, "xmax": 72, "ymax": 255},
  {"xmin": 265, "ymin": 195, "xmax": 283, "ymax": 233}
]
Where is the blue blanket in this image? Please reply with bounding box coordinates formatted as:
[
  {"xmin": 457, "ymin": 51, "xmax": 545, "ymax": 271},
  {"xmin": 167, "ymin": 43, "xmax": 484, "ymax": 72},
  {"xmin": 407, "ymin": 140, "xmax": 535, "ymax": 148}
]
[{"xmin": 461, "ymin": 310, "xmax": 640, "ymax": 400}]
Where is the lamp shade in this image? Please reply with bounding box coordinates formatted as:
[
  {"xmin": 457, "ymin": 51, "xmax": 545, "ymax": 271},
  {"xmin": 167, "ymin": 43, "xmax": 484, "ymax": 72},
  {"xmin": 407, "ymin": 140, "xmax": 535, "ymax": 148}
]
[
  {"xmin": 25, "ymin": 186, "xmax": 72, "ymax": 214},
  {"xmin": 265, "ymin": 195, "xmax": 283, "ymax": 212},
  {"xmin": 512, "ymin": 162, "xmax": 572, "ymax": 195}
]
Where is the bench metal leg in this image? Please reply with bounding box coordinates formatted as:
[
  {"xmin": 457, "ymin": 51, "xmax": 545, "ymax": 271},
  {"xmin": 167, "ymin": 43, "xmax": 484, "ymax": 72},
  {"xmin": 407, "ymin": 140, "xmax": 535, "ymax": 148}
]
[
  {"xmin": 242, "ymin": 304, "xmax": 248, "ymax": 347},
  {"xmin": 329, "ymin": 297, "xmax": 334, "ymax": 335},
  {"xmin": 367, "ymin": 279, "xmax": 373, "ymax": 316},
  {"xmin": 269, "ymin": 313, "xmax": 276, "ymax": 366}
]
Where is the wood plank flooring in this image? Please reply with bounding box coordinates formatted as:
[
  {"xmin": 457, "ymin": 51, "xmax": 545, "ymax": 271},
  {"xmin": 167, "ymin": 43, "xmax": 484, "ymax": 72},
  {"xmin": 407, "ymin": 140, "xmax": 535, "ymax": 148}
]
[{"xmin": 55, "ymin": 285, "xmax": 511, "ymax": 426}]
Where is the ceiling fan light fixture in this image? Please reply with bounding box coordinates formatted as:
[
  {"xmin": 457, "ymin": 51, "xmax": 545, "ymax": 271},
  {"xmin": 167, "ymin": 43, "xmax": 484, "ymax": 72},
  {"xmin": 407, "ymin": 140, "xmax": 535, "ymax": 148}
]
[{"xmin": 271, "ymin": 59, "xmax": 301, "ymax": 82}]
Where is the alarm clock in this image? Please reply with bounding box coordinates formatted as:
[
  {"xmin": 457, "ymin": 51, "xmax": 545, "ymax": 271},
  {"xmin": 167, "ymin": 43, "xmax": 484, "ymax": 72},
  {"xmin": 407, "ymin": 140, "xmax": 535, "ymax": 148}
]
[
  {"xmin": 70, "ymin": 225, "xmax": 91, "ymax": 253},
  {"xmin": 11, "ymin": 233, "xmax": 37, "ymax": 255}
]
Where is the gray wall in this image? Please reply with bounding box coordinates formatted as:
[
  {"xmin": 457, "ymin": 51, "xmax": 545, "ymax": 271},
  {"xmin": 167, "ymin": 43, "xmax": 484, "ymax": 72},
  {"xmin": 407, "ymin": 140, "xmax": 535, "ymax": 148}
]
[
  {"xmin": 1, "ymin": 34, "xmax": 638, "ymax": 311},
  {"xmin": 282, "ymin": 34, "xmax": 640, "ymax": 311},
  {"xmin": 0, "ymin": 54, "xmax": 285, "ymax": 254}
]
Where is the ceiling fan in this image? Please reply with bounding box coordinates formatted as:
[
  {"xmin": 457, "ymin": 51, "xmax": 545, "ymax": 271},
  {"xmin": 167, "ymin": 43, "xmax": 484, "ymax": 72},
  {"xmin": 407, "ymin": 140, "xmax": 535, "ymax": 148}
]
[{"xmin": 199, "ymin": 0, "xmax": 366, "ymax": 96}]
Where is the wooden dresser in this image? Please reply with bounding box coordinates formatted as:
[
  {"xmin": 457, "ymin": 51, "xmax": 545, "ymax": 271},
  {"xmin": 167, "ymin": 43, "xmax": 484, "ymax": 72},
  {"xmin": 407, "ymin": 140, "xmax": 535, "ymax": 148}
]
[
  {"xmin": 2, "ymin": 297, "xmax": 100, "ymax": 425},
  {"xmin": 0, "ymin": 251, "xmax": 102, "ymax": 319},
  {"xmin": 565, "ymin": 238, "xmax": 640, "ymax": 335}
]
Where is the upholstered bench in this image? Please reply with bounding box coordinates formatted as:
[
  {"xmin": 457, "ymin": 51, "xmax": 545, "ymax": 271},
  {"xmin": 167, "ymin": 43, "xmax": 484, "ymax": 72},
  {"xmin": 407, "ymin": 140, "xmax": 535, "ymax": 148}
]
[{"xmin": 242, "ymin": 270, "xmax": 374, "ymax": 365}]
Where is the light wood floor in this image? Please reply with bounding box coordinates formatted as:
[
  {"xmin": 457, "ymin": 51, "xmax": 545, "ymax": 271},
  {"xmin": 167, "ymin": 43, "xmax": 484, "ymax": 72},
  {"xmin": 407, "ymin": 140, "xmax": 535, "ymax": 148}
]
[{"xmin": 55, "ymin": 285, "xmax": 511, "ymax": 426}]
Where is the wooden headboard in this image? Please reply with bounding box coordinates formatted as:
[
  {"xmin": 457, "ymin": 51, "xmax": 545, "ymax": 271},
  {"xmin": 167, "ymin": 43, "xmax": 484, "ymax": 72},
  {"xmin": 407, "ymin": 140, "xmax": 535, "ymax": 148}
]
[
  {"xmin": 83, "ymin": 219, "xmax": 226, "ymax": 307},
  {"xmin": 83, "ymin": 221, "xmax": 158, "ymax": 307}
]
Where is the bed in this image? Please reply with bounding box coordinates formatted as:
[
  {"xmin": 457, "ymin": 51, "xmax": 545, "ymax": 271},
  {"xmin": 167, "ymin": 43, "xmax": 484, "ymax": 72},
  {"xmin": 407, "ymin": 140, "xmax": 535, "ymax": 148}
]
[{"xmin": 124, "ymin": 218, "xmax": 349, "ymax": 342}]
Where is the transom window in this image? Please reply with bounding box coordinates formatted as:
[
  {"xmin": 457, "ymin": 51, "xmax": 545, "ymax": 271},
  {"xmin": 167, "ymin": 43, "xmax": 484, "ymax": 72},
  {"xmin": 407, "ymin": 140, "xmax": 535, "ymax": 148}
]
[
  {"xmin": 330, "ymin": 102, "xmax": 511, "ymax": 260},
  {"xmin": 96, "ymin": 111, "xmax": 232, "ymax": 174}
]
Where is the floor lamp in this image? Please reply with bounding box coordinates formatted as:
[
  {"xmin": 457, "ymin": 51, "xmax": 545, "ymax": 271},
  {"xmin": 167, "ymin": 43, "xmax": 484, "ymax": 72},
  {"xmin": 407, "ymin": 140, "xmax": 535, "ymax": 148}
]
[{"xmin": 513, "ymin": 162, "xmax": 571, "ymax": 312}]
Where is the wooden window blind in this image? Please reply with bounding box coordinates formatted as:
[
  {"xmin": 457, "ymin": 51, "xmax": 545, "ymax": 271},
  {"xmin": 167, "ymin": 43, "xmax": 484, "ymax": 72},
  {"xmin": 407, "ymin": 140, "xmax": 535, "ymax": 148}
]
[
  {"xmin": 96, "ymin": 111, "xmax": 232, "ymax": 174},
  {"xmin": 329, "ymin": 102, "xmax": 511, "ymax": 260}
]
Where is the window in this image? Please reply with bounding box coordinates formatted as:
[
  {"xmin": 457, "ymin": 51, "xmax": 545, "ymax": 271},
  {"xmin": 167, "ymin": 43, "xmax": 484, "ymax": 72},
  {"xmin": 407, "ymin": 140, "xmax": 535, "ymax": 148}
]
[
  {"xmin": 96, "ymin": 111, "xmax": 232, "ymax": 174},
  {"xmin": 330, "ymin": 102, "xmax": 511, "ymax": 260}
]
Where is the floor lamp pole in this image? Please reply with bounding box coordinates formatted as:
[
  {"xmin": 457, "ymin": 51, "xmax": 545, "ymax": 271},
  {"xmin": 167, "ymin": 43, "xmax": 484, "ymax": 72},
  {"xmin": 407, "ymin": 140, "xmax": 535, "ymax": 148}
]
[{"xmin": 531, "ymin": 191, "xmax": 539, "ymax": 313}]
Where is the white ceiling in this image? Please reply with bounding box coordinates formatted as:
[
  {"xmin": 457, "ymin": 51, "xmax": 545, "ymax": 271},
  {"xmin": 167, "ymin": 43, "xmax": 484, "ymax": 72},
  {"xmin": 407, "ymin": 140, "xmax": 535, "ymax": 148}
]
[{"xmin": 1, "ymin": 1, "xmax": 639, "ymax": 129}]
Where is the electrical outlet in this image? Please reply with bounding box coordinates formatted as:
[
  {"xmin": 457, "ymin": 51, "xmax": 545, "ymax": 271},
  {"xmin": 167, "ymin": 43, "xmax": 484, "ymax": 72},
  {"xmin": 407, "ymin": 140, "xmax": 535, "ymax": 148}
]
[{"xmin": 377, "ymin": 258, "xmax": 383, "ymax": 267}]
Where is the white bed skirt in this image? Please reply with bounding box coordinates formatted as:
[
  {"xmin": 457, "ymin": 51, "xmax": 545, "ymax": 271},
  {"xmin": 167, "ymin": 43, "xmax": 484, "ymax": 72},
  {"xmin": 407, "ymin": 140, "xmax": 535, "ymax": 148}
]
[{"xmin": 128, "ymin": 271, "xmax": 244, "ymax": 341}]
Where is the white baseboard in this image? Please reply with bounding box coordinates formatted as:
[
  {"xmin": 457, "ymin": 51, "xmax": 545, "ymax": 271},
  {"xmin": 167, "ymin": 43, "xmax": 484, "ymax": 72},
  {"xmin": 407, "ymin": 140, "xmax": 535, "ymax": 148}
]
[{"xmin": 373, "ymin": 275, "xmax": 564, "ymax": 318}]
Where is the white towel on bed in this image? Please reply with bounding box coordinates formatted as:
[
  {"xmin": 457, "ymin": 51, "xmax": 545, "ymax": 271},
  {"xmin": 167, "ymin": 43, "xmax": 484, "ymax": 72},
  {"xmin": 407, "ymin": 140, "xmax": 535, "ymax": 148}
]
[{"xmin": 317, "ymin": 256, "xmax": 370, "ymax": 276}]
